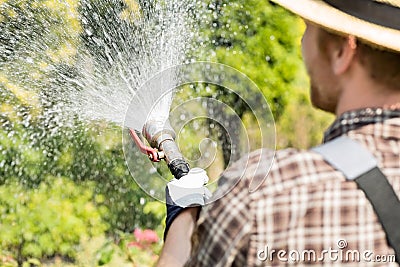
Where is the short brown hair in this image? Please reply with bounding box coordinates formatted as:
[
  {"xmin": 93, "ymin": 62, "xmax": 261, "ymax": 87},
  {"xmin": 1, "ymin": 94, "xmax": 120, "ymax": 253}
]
[{"xmin": 317, "ymin": 27, "xmax": 400, "ymax": 90}]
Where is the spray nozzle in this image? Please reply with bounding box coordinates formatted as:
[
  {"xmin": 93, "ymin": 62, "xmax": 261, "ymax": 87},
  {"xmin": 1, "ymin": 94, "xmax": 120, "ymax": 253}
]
[{"xmin": 129, "ymin": 120, "xmax": 190, "ymax": 179}]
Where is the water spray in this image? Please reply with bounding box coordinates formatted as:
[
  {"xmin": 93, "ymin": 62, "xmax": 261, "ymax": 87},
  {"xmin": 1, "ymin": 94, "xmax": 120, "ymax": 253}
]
[{"xmin": 129, "ymin": 120, "xmax": 190, "ymax": 179}]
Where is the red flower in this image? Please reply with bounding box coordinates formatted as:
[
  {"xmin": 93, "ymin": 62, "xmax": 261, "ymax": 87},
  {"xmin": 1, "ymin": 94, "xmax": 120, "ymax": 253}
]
[{"xmin": 134, "ymin": 228, "xmax": 159, "ymax": 243}]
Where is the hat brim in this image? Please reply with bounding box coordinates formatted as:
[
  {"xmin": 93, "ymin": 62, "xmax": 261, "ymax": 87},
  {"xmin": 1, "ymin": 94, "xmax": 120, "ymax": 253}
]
[{"xmin": 270, "ymin": 0, "xmax": 400, "ymax": 52}]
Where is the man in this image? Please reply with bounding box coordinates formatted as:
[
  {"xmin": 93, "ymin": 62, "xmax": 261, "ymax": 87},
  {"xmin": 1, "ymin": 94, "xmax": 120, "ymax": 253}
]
[{"xmin": 158, "ymin": 0, "xmax": 400, "ymax": 266}]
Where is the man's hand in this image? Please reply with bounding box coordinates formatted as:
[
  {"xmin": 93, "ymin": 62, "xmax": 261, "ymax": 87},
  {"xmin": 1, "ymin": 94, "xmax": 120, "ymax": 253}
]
[{"xmin": 164, "ymin": 168, "xmax": 211, "ymax": 238}]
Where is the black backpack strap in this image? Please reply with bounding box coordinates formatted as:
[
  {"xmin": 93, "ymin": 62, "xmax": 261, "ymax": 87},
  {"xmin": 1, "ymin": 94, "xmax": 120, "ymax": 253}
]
[{"xmin": 313, "ymin": 136, "xmax": 400, "ymax": 263}]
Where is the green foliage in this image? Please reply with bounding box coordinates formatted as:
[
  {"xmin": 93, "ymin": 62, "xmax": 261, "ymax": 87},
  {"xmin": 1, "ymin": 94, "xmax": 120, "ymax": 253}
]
[
  {"xmin": 95, "ymin": 229, "xmax": 161, "ymax": 266},
  {"xmin": 96, "ymin": 241, "xmax": 116, "ymax": 266},
  {"xmin": 195, "ymin": 0, "xmax": 334, "ymax": 148},
  {"xmin": 143, "ymin": 201, "xmax": 166, "ymax": 223},
  {"xmin": 0, "ymin": 106, "xmax": 163, "ymax": 232},
  {"xmin": 277, "ymin": 90, "xmax": 334, "ymax": 149},
  {"xmin": 0, "ymin": 177, "xmax": 107, "ymax": 264},
  {"xmin": 196, "ymin": 0, "xmax": 305, "ymax": 118}
]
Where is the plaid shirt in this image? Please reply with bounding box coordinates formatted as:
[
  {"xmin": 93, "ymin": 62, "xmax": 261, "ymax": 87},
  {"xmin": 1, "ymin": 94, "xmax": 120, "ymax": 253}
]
[{"xmin": 185, "ymin": 108, "xmax": 400, "ymax": 266}]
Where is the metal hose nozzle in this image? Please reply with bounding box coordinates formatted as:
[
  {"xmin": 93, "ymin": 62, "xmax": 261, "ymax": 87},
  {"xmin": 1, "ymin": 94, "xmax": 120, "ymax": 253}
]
[{"xmin": 142, "ymin": 120, "xmax": 190, "ymax": 179}]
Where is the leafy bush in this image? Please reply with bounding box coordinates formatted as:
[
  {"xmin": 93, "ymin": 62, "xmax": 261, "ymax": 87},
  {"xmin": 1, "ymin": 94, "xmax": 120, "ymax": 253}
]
[
  {"xmin": 96, "ymin": 228, "xmax": 162, "ymax": 266},
  {"xmin": 0, "ymin": 177, "xmax": 108, "ymax": 265}
]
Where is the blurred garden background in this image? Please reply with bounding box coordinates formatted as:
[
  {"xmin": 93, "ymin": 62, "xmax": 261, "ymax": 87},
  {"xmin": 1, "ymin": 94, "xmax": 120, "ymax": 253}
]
[{"xmin": 0, "ymin": 0, "xmax": 333, "ymax": 266}]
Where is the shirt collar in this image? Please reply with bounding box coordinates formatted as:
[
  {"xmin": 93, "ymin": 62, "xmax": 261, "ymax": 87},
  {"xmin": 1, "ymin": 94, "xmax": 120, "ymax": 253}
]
[{"xmin": 324, "ymin": 108, "xmax": 400, "ymax": 142}]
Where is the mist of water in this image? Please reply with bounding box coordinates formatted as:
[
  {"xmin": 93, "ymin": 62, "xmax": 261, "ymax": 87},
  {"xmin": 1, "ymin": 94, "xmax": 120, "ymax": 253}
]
[
  {"xmin": 67, "ymin": 0, "xmax": 197, "ymax": 131},
  {"xmin": 1, "ymin": 0, "xmax": 200, "ymax": 133}
]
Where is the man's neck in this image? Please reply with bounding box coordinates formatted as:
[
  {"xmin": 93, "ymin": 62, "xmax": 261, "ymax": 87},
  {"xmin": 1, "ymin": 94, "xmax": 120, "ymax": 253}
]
[{"xmin": 335, "ymin": 71, "xmax": 400, "ymax": 116}]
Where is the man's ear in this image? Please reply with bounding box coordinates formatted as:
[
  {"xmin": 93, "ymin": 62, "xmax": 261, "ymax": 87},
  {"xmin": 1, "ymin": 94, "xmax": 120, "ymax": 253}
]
[{"xmin": 331, "ymin": 35, "xmax": 357, "ymax": 75}]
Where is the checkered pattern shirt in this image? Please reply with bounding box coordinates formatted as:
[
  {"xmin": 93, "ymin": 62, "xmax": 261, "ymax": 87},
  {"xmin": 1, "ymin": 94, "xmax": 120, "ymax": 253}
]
[{"xmin": 185, "ymin": 108, "xmax": 400, "ymax": 266}]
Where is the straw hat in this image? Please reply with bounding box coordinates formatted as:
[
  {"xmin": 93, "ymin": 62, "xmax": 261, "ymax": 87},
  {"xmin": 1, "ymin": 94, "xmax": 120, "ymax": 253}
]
[{"xmin": 270, "ymin": 0, "xmax": 400, "ymax": 52}]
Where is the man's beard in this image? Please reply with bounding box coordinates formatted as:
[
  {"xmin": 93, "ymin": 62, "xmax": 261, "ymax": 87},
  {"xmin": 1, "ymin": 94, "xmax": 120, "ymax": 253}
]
[{"xmin": 310, "ymin": 83, "xmax": 337, "ymax": 114}]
